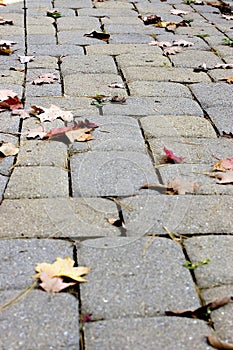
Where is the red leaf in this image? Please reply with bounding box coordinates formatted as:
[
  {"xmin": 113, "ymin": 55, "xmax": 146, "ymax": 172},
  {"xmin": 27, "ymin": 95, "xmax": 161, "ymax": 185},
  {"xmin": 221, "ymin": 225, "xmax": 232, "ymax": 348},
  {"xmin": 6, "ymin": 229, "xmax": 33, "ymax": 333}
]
[
  {"xmin": 44, "ymin": 119, "xmax": 98, "ymax": 139},
  {"xmin": 163, "ymin": 147, "xmax": 184, "ymax": 163},
  {"xmin": 0, "ymin": 96, "xmax": 23, "ymax": 112}
]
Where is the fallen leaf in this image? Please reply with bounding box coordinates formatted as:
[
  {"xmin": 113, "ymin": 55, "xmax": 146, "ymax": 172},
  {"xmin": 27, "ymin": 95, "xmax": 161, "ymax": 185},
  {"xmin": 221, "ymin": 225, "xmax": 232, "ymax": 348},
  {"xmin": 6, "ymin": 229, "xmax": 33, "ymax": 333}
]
[
  {"xmin": 149, "ymin": 40, "xmax": 173, "ymax": 47},
  {"xmin": 162, "ymin": 147, "xmax": 184, "ymax": 163},
  {"xmin": 213, "ymin": 171, "xmax": 233, "ymax": 184},
  {"xmin": 0, "ymin": 40, "xmax": 16, "ymax": 46},
  {"xmin": 47, "ymin": 10, "xmax": 62, "ymax": 19},
  {"xmin": 221, "ymin": 131, "xmax": 233, "ymax": 138},
  {"xmin": 0, "ymin": 17, "xmax": 13, "ymax": 25},
  {"xmin": 222, "ymin": 14, "xmax": 233, "ymax": 20},
  {"xmin": 213, "ymin": 158, "xmax": 233, "ymax": 171},
  {"xmin": 206, "ymin": 1, "xmax": 233, "ymax": 15},
  {"xmin": 166, "ymin": 295, "xmax": 232, "ymax": 320},
  {"xmin": 39, "ymin": 271, "xmax": 76, "ymax": 293},
  {"xmin": 0, "ymin": 89, "xmax": 17, "ymax": 101},
  {"xmin": 18, "ymin": 55, "xmax": 35, "ymax": 64},
  {"xmin": 35, "ymin": 256, "xmax": 90, "ymax": 283},
  {"xmin": 110, "ymin": 95, "xmax": 126, "ymax": 104},
  {"xmin": 11, "ymin": 108, "xmax": 30, "ymax": 119},
  {"xmin": 10, "ymin": 66, "xmax": 25, "ymax": 72},
  {"xmin": 0, "ymin": 43, "xmax": 13, "ymax": 55},
  {"xmin": 0, "ymin": 142, "xmax": 19, "ymax": 156},
  {"xmin": 81, "ymin": 313, "xmax": 92, "ymax": 323},
  {"xmin": 163, "ymin": 46, "xmax": 182, "ymax": 56},
  {"xmin": 65, "ymin": 128, "xmax": 94, "ymax": 143},
  {"xmin": 32, "ymin": 104, "xmax": 73, "ymax": 123},
  {"xmin": 167, "ymin": 178, "xmax": 200, "ymax": 194},
  {"xmin": 207, "ymin": 334, "xmax": 233, "ymax": 349},
  {"xmin": 108, "ymin": 82, "xmax": 124, "ymax": 89},
  {"xmin": 138, "ymin": 14, "xmax": 162, "ymax": 25},
  {"xmin": 30, "ymin": 73, "xmax": 58, "ymax": 85},
  {"xmin": 214, "ymin": 63, "xmax": 233, "ymax": 69},
  {"xmin": 220, "ymin": 76, "xmax": 233, "ymax": 83},
  {"xmin": 107, "ymin": 217, "xmax": 123, "ymax": 227},
  {"xmin": 84, "ymin": 31, "xmax": 110, "ymax": 42},
  {"xmin": 0, "ymin": 90, "xmax": 23, "ymax": 112},
  {"xmin": 193, "ymin": 63, "xmax": 209, "ymax": 72},
  {"xmin": 173, "ymin": 39, "xmax": 194, "ymax": 47},
  {"xmin": 170, "ymin": 9, "xmax": 190, "ymax": 15},
  {"xmin": 26, "ymin": 126, "xmax": 47, "ymax": 139}
]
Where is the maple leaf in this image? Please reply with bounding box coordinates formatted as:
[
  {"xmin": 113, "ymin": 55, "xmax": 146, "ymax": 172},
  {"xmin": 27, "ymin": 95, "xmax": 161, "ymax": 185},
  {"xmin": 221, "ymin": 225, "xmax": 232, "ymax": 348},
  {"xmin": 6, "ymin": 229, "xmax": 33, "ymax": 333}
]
[
  {"xmin": 170, "ymin": 9, "xmax": 189, "ymax": 15},
  {"xmin": 0, "ymin": 142, "xmax": 19, "ymax": 156},
  {"xmin": 32, "ymin": 104, "xmax": 74, "ymax": 123},
  {"xmin": 26, "ymin": 126, "xmax": 47, "ymax": 139},
  {"xmin": 220, "ymin": 76, "xmax": 233, "ymax": 83},
  {"xmin": 30, "ymin": 73, "xmax": 58, "ymax": 85},
  {"xmin": 0, "ymin": 90, "xmax": 23, "ymax": 112},
  {"xmin": 213, "ymin": 170, "xmax": 233, "ymax": 184},
  {"xmin": 39, "ymin": 272, "xmax": 76, "ymax": 294},
  {"xmin": 167, "ymin": 178, "xmax": 200, "ymax": 194},
  {"xmin": 162, "ymin": 147, "xmax": 184, "ymax": 163},
  {"xmin": 18, "ymin": 55, "xmax": 35, "ymax": 64},
  {"xmin": 35, "ymin": 257, "xmax": 90, "ymax": 283},
  {"xmin": 11, "ymin": 108, "xmax": 31, "ymax": 119},
  {"xmin": 213, "ymin": 157, "xmax": 233, "ymax": 171}
]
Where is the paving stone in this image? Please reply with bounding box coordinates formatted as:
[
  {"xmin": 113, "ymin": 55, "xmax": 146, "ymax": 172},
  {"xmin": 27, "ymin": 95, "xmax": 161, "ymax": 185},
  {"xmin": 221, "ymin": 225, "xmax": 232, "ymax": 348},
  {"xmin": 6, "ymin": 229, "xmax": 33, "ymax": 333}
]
[
  {"xmin": 102, "ymin": 16, "xmax": 143, "ymax": 25},
  {"xmin": 0, "ymin": 156, "xmax": 14, "ymax": 176},
  {"xmin": 121, "ymin": 195, "xmax": 233, "ymax": 235},
  {"xmin": 109, "ymin": 33, "xmax": 151, "ymax": 44},
  {"xmin": 17, "ymin": 140, "xmax": 68, "ymax": 167},
  {"xmin": 56, "ymin": 0, "xmax": 92, "ymax": 7},
  {"xmin": 4, "ymin": 166, "xmax": 69, "ymax": 199},
  {"xmin": 189, "ymin": 82, "xmax": 233, "ymax": 108},
  {"xmin": 28, "ymin": 44, "xmax": 84, "ymax": 56},
  {"xmin": 0, "ymin": 239, "xmax": 73, "ymax": 289},
  {"xmin": 152, "ymin": 97, "xmax": 203, "ymax": 116},
  {"xmin": 58, "ymin": 31, "xmax": 106, "ymax": 46},
  {"xmin": 94, "ymin": 1, "xmax": 133, "ymax": 9},
  {"xmin": 202, "ymin": 285, "xmax": 233, "ymax": 343},
  {"xmin": 141, "ymin": 116, "xmax": 216, "ymax": 139},
  {"xmin": 64, "ymin": 73, "xmax": 125, "ymax": 96},
  {"xmin": 122, "ymin": 66, "xmax": 211, "ymax": 83},
  {"xmin": 86, "ymin": 43, "xmax": 161, "ymax": 56},
  {"xmin": 78, "ymin": 8, "xmax": 137, "ymax": 17},
  {"xmin": 0, "ymin": 25, "xmax": 24, "ymax": 37},
  {"xmin": 0, "ymin": 290, "xmax": 79, "ymax": 350},
  {"xmin": 78, "ymin": 237, "xmax": 200, "ymax": 319},
  {"xmin": 129, "ymin": 81, "xmax": 192, "ymax": 97},
  {"xmin": 184, "ymin": 236, "xmax": 233, "ymax": 288},
  {"xmin": 208, "ymin": 68, "xmax": 233, "ymax": 82},
  {"xmin": 57, "ymin": 16, "xmax": 100, "ymax": 30},
  {"xmin": 155, "ymin": 33, "xmax": 210, "ymax": 50},
  {"xmin": 70, "ymin": 115, "xmax": 146, "ymax": 153},
  {"xmin": 116, "ymin": 53, "xmax": 171, "ymax": 68},
  {"xmin": 148, "ymin": 137, "xmax": 231, "ymax": 164},
  {"xmin": 171, "ymin": 50, "xmax": 220, "ymax": 68},
  {"xmin": 175, "ymin": 25, "xmax": 222, "ymax": 37},
  {"xmin": 158, "ymin": 164, "xmax": 233, "ymax": 195},
  {"xmin": 0, "ymin": 198, "xmax": 119, "ymax": 238},
  {"xmin": 26, "ymin": 83, "xmax": 62, "ymax": 98},
  {"xmin": 27, "ymin": 25, "xmax": 55, "ymax": 36},
  {"xmin": 0, "ymin": 175, "xmax": 8, "ymax": 201},
  {"xmin": 61, "ymin": 55, "xmax": 117, "ymax": 75},
  {"xmin": 104, "ymin": 23, "xmax": 153, "ymax": 34},
  {"xmin": 0, "ymin": 113, "xmax": 20, "ymax": 134},
  {"xmin": 71, "ymin": 151, "xmax": 157, "ymax": 197},
  {"xmin": 84, "ymin": 317, "xmax": 212, "ymax": 350},
  {"xmin": 26, "ymin": 55, "xmax": 58, "ymax": 69},
  {"xmin": 0, "ymin": 70, "xmax": 24, "ymax": 85},
  {"xmin": 205, "ymin": 106, "xmax": 233, "ymax": 134}
]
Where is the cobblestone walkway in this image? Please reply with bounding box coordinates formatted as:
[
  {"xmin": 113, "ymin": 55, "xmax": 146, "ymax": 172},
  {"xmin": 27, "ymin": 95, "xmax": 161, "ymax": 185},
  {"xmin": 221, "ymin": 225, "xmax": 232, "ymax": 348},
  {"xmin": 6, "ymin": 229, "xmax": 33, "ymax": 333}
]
[{"xmin": 0, "ymin": 0, "xmax": 232, "ymax": 349}]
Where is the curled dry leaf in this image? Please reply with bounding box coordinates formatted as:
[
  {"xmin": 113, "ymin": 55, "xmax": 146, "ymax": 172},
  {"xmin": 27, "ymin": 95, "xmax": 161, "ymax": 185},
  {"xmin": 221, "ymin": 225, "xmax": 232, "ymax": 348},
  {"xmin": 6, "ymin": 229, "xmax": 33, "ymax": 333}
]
[
  {"xmin": 30, "ymin": 73, "xmax": 58, "ymax": 85},
  {"xmin": 162, "ymin": 147, "xmax": 184, "ymax": 163},
  {"xmin": 222, "ymin": 131, "xmax": 233, "ymax": 138},
  {"xmin": 213, "ymin": 157, "xmax": 233, "ymax": 171},
  {"xmin": 0, "ymin": 40, "xmax": 16, "ymax": 46},
  {"xmin": 163, "ymin": 46, "xmax": 182, "ymax": 56},
  {"xmin": 207, "ymin": 334, "xmax": 233, "ymax": 350},
  {"xmin": 32, "ymin": 104, "xmax": 73, "ymax": 123},
  {"xmin": 0, "ymin": 90, "xmax": 23, "ymax": 112},
  {"xmin": 213, "ymin": 171, "xmax": 233, "ymax": 184},
  {"xmin": 215, "ymin": 63, "xmax": 233, "ymax": 69},
  {"xmin": 220, "ymin": 76, "xmax": 233, "ymax": 83},
  {"xmin": 35, "ymin": 256, "xmax": 90, "ymax": 282},
  {"xmin": 167, "ymin": 178, "xmax": 200, "ymax": 194},
  {"xmin": 39, "ymin": 272, "xmax": 76, "ymax": 294},
  {"xmin": 0, "ymin": 142, "xmax": 19, "ymax": 156},
  {"xmin": 84, "ymin": 31, "xmax": 110, "ymax": 42}
]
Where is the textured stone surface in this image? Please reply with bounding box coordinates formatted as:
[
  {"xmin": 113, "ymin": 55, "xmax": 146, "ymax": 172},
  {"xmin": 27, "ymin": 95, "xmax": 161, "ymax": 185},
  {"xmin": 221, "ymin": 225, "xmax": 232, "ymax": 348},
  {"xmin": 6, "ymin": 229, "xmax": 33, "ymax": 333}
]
[
  {"xmin": 78, "ymin": 238, "xmax": 200, "ymax": 319},
  {"xmin": 129, "ymin": 81, "xmax": 192, "ymax": 97},
  {"xmin": 85, "ymin": 317, "xmax": 213, "ymax": 350}
]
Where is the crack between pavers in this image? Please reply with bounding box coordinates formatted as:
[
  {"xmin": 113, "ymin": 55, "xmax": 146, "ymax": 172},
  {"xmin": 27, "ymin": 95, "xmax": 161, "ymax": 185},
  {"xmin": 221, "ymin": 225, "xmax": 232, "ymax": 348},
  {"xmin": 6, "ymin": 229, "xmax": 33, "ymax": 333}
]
[
  {"xmin": 112, "ymin": 55, "xmax": 131, "ymax": 96},
  {"xmin": 57, "ymin": 56, "xmax": 65, "ymax": 96}
]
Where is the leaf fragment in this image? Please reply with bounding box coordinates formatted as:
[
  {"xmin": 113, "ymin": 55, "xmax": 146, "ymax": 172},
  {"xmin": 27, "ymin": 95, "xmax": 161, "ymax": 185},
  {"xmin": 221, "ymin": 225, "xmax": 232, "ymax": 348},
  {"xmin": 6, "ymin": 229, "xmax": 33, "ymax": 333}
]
[
  {"xmin": 18, "ymin": 55, "xmax": 35, "ymax": 64},
  {"xmin": 30, "ymin": 73, "xmax": 58, "ymax": 85},
  {"xmin": 39, "ymin": 272, "xmax": 76, "ymax": 293},
  {"xmin": 167, "ymin": 178, "xmax": 200, "ymax": 194},
  {"xmin": 26, "ymin": 126, "xmax": 47, "ymax": 139},
  {"xmin": 84, "ymin": 31, "xmax": 110, "ymax": 42},
  {"xmin": 0, "ymin": 17, "xmax": 13, "ymax": 25},
  {"xmin": 32, "ymin": 104, "xmax": 74, "ymax": 123},
  {"xmin": 108, "ymin": 82, "xmax": 124, "ymax": 89},
  {"xmin": 0, "ymin": 142, "xmax": 19, "ymax": 156},
  {"xmin": 110, "ymin": 95, "xmax": 126, "ymax": 104},
  {"xmin": 47, "ymin": 10, "xmax": 62, "ymax": 19},
  {"xmin": 207, "ymin": 334, "xmax": 233, "ymax": 349},
  {"xmin": 220, "ymin": 76, "xmax": 233, "ymax": 83},
  {"xmin": 138, "ymin": 14, "xmax": 162, "ymax": 25},
  {"xmin": 213, "ymin": 171, "xmax": 233, "ymax": 184},
  {"xmin": 163, "ymin": 46, "xmax": 182, "ymax": 56},
  {"xmin": 0, "ymin": 90, "xmax": 23, "ymax": 112},
  {"xmin": 162, "ymin": 147, "xmax": 184, "ymax": 163},
  {"xmin": 213, "ymin": 158, "xmax": 233, "ymax": 171},
  {"xmin": 170, "ymin": 9, "xmax": 190, "ymax": 15}
]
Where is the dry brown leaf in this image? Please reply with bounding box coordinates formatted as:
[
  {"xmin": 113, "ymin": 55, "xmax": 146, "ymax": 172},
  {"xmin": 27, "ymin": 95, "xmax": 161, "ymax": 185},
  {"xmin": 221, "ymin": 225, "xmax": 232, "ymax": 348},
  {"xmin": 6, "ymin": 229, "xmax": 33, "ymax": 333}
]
[
  {"xmin": 30, "ymin": 73, "xmax": 58, "ymax": 85},
  {"xmin": 213, "ymin": 170, "xmax": 233, "ymax": 184},
  {"xmin": 173, "ymin": 39, "xmax": 194, "ymax": 47},
  {"xmin": 39, "ymin": 272, "xmax": 76, "ymax": 294},
  {"xmin": 0, "ymin": 17, "xmax": 13, "ymax": 25},
  {"xmin": 0, "ymin": 89, "xmax": 17, "ymax": 101},
  {"xmin": 207, "ymin": 334, "xmax": 233, "ymax": 349},
  {"xmin": 0, "ymin": 142, "xmax": 19, "ymax": 156},
  {"xmin": 65, "ymin": 128, "xmax": 94, "ymax": 143},
  {"xmin": 34, "ymin": 104, "xmax": 73, "ymax": 123},
  {"xmin": 220, "ymin": 76, "xmax": 233, "ymax": 83},
  {"xmin": 84, "ymin": 31, "xmax": 110, "ymax": 42},
  {"xmin": 139, "ymin": 14, "xmax": 162, "ymax": 25},
  {"xmin": 34, "ymin": 256, "xmax": 90, "ymax": 283},
  {"xmin": 170, "ymin": 9, "xmax": 190, "ymax": 15},
  {"xmin": 26, "ymin": 126, "xmax": 47, "ymax": 139},
  {"xmin": 213, "ymin": 158, "xmax": 233, "ymax": 171},
  {"xmin": 149, "ymin": 40, "xmax": 173, "ymax": 47},
  {"xmin": 167, "ymin": 178, "xmax": 200, "ymax": 194},
  {"xmin": 0, "ymin": 43, "xmax": 13, "ymax": 55},
  {"xmin": 163, "ymin": 46, "xmax": 182, "ymax": 56}
]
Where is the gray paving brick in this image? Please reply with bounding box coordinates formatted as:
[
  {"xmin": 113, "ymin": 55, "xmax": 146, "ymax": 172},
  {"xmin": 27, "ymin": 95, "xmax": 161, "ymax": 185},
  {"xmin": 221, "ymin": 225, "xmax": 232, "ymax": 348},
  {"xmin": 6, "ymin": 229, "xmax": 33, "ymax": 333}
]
[
  {"xmin": 86, "ymin": 44, "xmax": 161, "ymax": 56},
  {"xmin": 56, "ymin": 0, "xmax": 92, "ymax": 7},
  {"xmin": 57, "ymin": 16, "xmax": 100, "ymax": 30},
  {"xmin": 0, "ymin": 239, "xmax": 73, "ymax": 289},
  {"xmin": 0, "ymin": 156, "xmax": 14, "ymax": 176},
  {"xmin": 104, "ymin": 23, "xmax": 153, "ymax": 34},
  {"xmin": 28, "ymin": 44, "xmax": 84, "ymax": 56},
  {"xmin": 122, "ymin": 66, "xmax": 211, "ymax": 83},
  {"xmin": 64, "ymin": 73, "xmax": 125, "ymax": 96},
  {"xmin": 84, "ymin": 317, "xmax": 212, "ymax": 350},
  {"xmin": 0, "ymin": 70, "xmax": 24, "ymax": 85},
  {"xmin": 61, "ymin": 56, "xmax": 117, "ymax": 75},
  {"xmin": 0, "ymin": 113, "xmax": 20, "ymax": 134},
  {"xmin": 4, "ymin": 166, "xmax": 69, "ymax": 199},
  {"xmin": 121, "ymin": 195, "xmax": 233, "ymax": 235},
  {"xmin": 141, "ymin": 116, "xmax": 216, "ymax": 139},
  {"xmin": 116, "ymin": 53, "xmax": 171, "ymax": 68},
  {"xmin": 202, "ymin": 286, "xmax": 233, "ymax": 343},
  {"xmin": 0, "ymin": 291, "xmax": 79, "ymax": 350},
  {"xmin": 171, "ymin": 50, "xmax": 220, "ymax": 68},
  {"xmin": 78, "ymin": 237, "xmax": 200, "ymax": 319},
  {"xmin": 129, "ymin": 81, "xmax": 192, "ymax": 97},
  {"xmin": 102, "ymin": 16, "xmax": 142, "ymax": 25},
  {"xmin": 70, "ymin": 115, "xmax": 146, "ymax": 153},
  {"xmin": 109, "ymin": 33, "xmax": 151, "ymax": 44},
  {"xmin": 78, "ymin": 8, "xmax": 136, "ymax": 17},
  {"xmin": 153, "ymin": 97, "xmax": 203, "ymax": 116},
  {"xmin": 184, "ymin": 236, "xmax": 233, "ymax": 288},
  {"xmin": 206, "ymin": 106, "xmax": 233, "ymax": 135},
  {"xmin": 0, "ymin": 175, "xmax": 8, "ymax": 201},
  {"xmin": 17, "ymin": 140, "xmax": 68, "ymax": 167},
  {"xmin": 0, "ymin": 198, "xmax": 119, "ymax": 238},
  {"xmin": 71, "ymin": 151, "xmax": 157, "ymax": 197}
]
